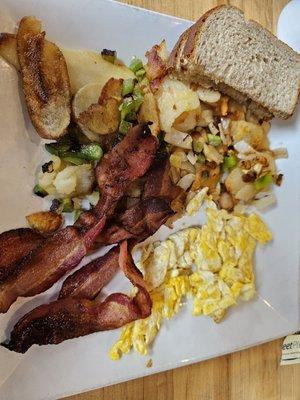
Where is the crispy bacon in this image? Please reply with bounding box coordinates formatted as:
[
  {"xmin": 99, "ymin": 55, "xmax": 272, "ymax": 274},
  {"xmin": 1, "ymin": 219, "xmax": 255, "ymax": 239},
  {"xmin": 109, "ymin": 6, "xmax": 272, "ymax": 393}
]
[
  {"xmin": 0, "ymin": 125, "xmax": 157, "ymax": 314},
  {"xmin": 3, "ymin": 240, "xmax": 151, "ymax": 353},
  {"xmin": 0, "ymin": 228, "xmax": 43, "ymax": 283},
  {"xmin": 145, "ymin": 42, "xmax": 167, "ymax": 82},
  {"xmin": 3, "ymin": 288, "xmax": 151, "ymax": 353},
  {"xmin": 59, "ymin": 246, "xmax": 119, "ymax": 300},
  {"xmin": 142, "ymin": 149, "xmax": 182, "ymax": 201},
  {"xmin": 0, "ymin": 225, "xmax": 95, "ymax": 313},
  {"xmin": 77, "ymin": 124, "xmax": 158, "ymax": 228},
  {"xmin": 100, "ymin": 197, "xmax": 172, "ymax": 245},
  {"xmin": 98, "ymin": 150, "xmax": 180, "ymax": 245}
]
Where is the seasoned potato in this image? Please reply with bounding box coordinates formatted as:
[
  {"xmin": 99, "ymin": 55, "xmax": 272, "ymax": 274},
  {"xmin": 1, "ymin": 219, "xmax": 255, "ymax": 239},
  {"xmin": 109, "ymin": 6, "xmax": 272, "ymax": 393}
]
[
  {"xmin": 26, "ymin": 211, "xmax": 63, "ymax": 233},
  {"xmin": 53, "ymin": 164, "xmax": 94, "ymax": 196},
  {"xmin": 156, "ymin": 77, "xmax": 200, "ymax": 133},
  {"xmin": 230, "ymin": 120, "xmax": 269, "ymax": 150},
  {"xmin": 16, "ymin": 17, "xmax": 71, "ymax": 139},
  {"xmin": 77, "ymin": 99, "xmax": 120, "ymax": 136},
  {"xmin": 138, "ymin": 92, "xmax": 160, "ymax": 136},
  {"xmin": 61, "ymin": 48, "xmax": 134, "ymax": 94},
  {"xmin": 0, "ymin": 33, "xmax": 20, "ymax": 69},
  {"xmin": 76, "ymin": 78, "xmax": 123, "ymax": 136}
]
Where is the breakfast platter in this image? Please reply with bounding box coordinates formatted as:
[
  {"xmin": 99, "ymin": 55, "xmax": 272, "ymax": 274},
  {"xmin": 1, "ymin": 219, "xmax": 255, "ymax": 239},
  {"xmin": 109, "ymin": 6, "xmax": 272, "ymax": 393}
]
[{"xmin": 0, "ymin": 0, "xmax": 299, "ymax": 399}]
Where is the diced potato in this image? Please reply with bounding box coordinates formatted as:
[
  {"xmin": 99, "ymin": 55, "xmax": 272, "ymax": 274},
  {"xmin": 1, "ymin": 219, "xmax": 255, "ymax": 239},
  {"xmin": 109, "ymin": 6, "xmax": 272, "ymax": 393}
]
[
  {"xmin": 177, "ymin": 173, "xmax": 195, "ymax": 190},
  {"xmin": 203, "ymin": 144, "xmax": 223, "ymax": 164},
  {"xmin": 235, "ymin": 184, "xmax": 256, "ymax": 202},
  {"xmin": 26, "ymin": 211, "xmax": 63, "ymax": 233},
  {"xmin": 156, "ymin": 77, "xmax": 200, "ymax": 133},
  {"xmin": 230, "ymin": 120, "xmax": 269, "ymax": 151},
  {"xmin": 169, "ymin": 150, "xmax": 187, "ymax": 168},
  {"xmin": 53, "ymin": 164, "xmax": 94, "ymax": 197},
  {"xmin": 225, "ymin": 167, "xmax": 244, "ymax": 195},
  {"xmin": 61, "ymin": 47, "xmax": 134, "ymax": 95},
  {"xmin": 138, "ymin": 92, "xmax": 160, "ymax": 136},
  {"xmin": 164, "ymin": 128, "xmax": 193, "ymax": 149},
  {"xmin": 197, "ymin": 87, "xmax": 221, "ymax": 103},
  {"xmin": 173, "ymin": 108, "xmax": 201, "ymax": 132}
]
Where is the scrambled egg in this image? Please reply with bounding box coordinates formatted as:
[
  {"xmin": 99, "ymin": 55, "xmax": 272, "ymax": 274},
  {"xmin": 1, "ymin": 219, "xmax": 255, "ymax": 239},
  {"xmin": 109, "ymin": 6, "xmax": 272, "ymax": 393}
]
[{"xmin": 109, "ymin": 194, "xmax": 272, "ymax": 360}]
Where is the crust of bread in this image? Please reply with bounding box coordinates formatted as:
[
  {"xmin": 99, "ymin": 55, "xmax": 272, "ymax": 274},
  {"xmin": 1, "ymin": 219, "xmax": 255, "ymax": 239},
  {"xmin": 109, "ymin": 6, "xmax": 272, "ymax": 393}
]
[{"xmin": 168, "ymin": 5, "xmax": 300, "ymax": 120}]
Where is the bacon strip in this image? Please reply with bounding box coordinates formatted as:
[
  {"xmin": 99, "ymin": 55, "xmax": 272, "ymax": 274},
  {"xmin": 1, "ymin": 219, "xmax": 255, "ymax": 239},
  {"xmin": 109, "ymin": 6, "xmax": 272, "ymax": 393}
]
[
  {"xmin": 98, "ymin": 150, "xmax": 181, "ymax": 245},
  {"xmin": 0, "ymin": 228, "xmax": 44, "ymax": 283},
  {"xmin": 0, "ymin": 125, "xmax": 157, "ymax": 314},
  {"xmin": 3, "ymin": 240, "xmax": 151, "ymax": 353},
  {"xmin": 142, "ymin": 150, "xmax": 182, "ymax": 201},
  {"xmin": 59, "ymin": 246, "xmax": 119, "ymax": 300},
  {"xmin": 100, "ymin": 197, "xmax": 172, "ymax": 245},
  {"xmin": 3, "ymin": 289, "xmax": 151, "ymax": 353},
  {"xmin": 77, "ymin": 124, "xmax": 158, "ymax": 228}
]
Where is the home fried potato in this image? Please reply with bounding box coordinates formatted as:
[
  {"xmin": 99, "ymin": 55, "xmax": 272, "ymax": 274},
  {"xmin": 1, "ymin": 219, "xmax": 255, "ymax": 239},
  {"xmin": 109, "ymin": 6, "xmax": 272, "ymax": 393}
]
[
  {"xmin": 26, "ymin": 211, "xmax": 63, "ymax": 234},
  {"xmin": 17, "ymin": 17, "xmax": 71, "ymax": 139},
  {"xmin": 77, "ymin": 99, "xmax": 120, "ymax": 135},
  {"xmin": 77, "ymin": 78, "xmax": 122, "ymax": 136},
  {"xmin": 0, "ymin": 33, "xmax": 20, "ymax": 69},
  {"xmin": 0, "ymin": 34, "xmax": 134, "ymax": 96},
  {"xmin": 138, "ymin": 92, "xmax": 160, "ymax": 136},
  {"xmin": 61, "ymin": 48, "xmax": 134, "ymax": 94}
]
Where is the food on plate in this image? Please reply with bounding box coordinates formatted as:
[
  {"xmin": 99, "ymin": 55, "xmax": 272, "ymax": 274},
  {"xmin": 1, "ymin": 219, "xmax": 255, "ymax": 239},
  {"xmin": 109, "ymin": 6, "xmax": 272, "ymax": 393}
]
[
  {"xmin": 0, "ymin": 5, "xmax": 297, "ymax": 355},
  {"xmin": 110, "ymin": 197, "xmax": 272, "ymax": 359},
  {"xmin": 26, "ymin": 211, "xmax": 63, "ymax": 234},
  {"xmin": 77, "ymin": 78, "xmax": 123, "ymax": 137},
  {"xmin": 168, "ymin": 5, "xmax": 300, "ymax": 119},
  {"xmin": 17, "ymin": 17, "xmax": 71, "ymax": 139},
  {"xmin": 0, "ymin": 125, "xmax": 157, "ymax": 314},
  {"xmin": 0, "ymin": 228, "xmax": 44, "ymax": 283}
]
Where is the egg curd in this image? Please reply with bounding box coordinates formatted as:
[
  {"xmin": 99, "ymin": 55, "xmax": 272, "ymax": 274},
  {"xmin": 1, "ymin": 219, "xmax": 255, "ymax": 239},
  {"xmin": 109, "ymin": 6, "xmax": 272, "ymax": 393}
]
[{"xmin": 109, "ymin": 195, "xmax": 272, "ymax": 360}]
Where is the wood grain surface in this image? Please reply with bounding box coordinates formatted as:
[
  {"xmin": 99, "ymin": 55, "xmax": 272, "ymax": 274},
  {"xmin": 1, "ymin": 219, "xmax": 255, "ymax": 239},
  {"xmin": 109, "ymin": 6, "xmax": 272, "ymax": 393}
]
[{"xmin": 65, "ymin": 1, "xmax": 300, "ymax": 399}]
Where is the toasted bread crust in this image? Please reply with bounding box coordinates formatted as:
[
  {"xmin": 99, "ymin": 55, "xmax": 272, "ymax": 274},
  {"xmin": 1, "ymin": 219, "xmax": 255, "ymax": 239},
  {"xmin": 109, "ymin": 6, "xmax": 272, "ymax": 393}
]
[
  {"xmin": 168, "ymin": 5, "xmax": 300, "ymax": 120},
  {"xmin": 17, "ymin": 16, "xmax": 71, "ymax": 139}
]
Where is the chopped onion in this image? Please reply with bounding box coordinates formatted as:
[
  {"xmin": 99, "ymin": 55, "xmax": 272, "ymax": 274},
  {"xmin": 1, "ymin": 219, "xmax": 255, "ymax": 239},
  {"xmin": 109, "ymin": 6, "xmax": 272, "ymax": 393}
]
[
  {"xmin": 203, "ymin": 143, "xmax": 223, "ymax": 164},
  {"xmin": 234, "ymin": 140, "xmax": 256, "ymax": 154},
  {"xmin": 272, "ymin": 147, "xmax": 288, "ymax": 159},
  {"xmin": 164, "ymin": 128, "xmax": 192, "ymax": 149},
  {"xmin": 252, "ymin": 193, "xmax": 276, "ymax": 210},
  {"xmin": 180, "ymin": 161, "xmax": 196, "ymax": 174},
  {"xmin": 177, "ymin": 173, "xmax": 195, "ymax": 190},
  {"xmin": 187, "ymin": 151, "xmax": 198, "ymax": 165},
  {"xmin": 208, "ymin": 122, "xmax": 219, "ymax": 135},
  {"xmin": 235, "ymin": 183, "xmax": 256, "ymax": 202},
  {"xmin": 220, "ymin": 117, "xmax": 230, "ymax": 130}
]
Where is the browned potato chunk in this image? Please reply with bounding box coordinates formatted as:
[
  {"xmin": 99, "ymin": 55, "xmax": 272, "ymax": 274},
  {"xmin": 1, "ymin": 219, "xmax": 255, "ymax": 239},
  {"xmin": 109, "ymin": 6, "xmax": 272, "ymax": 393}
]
[
  {"xmin": 17, "ymin": 16, "xmax": 71, "ymax": 139},
  {"xmin": 0, "ymin": 33, "xmax": 20, "ymax": 70},
  {"xmin": 26, "ymin": 211, "xmax": 63, "ymax": 234},
  {"xmin": 77, "ymin": 78, "xmax": 122, "ymax": 135},
  {"xmin": 138, "ymin": 92, "xmax": 160, "ymax": 136}
]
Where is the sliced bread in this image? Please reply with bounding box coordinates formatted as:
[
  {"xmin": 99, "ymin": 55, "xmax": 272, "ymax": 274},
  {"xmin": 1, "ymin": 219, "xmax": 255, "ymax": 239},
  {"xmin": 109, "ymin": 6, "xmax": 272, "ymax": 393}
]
[{"xmin": 168, "ymin": 5, "xmax": 300, "ymax": 119}]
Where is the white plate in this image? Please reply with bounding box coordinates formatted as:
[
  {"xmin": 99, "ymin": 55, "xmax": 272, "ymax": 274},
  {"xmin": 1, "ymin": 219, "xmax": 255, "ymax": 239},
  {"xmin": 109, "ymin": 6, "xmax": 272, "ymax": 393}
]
[{"xmin": 0, "ymin": 1, "xmax": 299, "ymax": 399}]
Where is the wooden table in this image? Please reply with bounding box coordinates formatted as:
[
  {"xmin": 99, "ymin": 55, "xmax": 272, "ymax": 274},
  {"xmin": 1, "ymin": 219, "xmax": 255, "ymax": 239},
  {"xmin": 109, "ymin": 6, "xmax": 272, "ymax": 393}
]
[{"xmin": 66, "ymin": 1, "xmax": 300, "ymax": 399}]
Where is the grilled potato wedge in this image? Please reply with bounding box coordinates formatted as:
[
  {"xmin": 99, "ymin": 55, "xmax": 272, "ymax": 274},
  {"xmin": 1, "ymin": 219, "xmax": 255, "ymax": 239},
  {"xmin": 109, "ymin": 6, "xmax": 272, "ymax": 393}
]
[
  {"xmin": 0, "ymin": 33, "xmax": 20, "ymax": 70},
  {"xmin": 26, "ymin": 211, "xmax": 63, "ymax": 234},
  {"xmin": 16, "ymin": 17, "xmax": 71, "ymax": 139},
  {"xmin": 0, "ymin": 33, "xmax": 135, "ymax": 95}
]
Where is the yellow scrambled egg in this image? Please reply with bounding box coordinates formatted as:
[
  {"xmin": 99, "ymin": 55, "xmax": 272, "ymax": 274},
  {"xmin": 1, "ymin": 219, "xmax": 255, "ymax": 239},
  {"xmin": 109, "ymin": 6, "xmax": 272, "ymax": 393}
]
[{"xmin": 109, "ymin": 197, "xmax": 272, "ymax": 360}]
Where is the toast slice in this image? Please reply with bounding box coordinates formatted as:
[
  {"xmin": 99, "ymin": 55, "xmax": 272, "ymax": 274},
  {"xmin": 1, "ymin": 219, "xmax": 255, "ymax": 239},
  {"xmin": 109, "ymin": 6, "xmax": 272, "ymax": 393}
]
[{"xmin": 168, "ymin": 5, "xmax": 300, "ymax": 120}]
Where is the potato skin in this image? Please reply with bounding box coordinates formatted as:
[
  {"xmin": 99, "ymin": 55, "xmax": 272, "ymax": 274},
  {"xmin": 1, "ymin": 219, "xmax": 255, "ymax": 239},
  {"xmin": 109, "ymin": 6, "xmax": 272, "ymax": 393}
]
[
  {"xmin": 26, "ymin": 211, "xmax": 63, "ymax": 234},
  {"xmin": 16, "ymin": 16, "xmax": 71, "ymax": 139}
]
